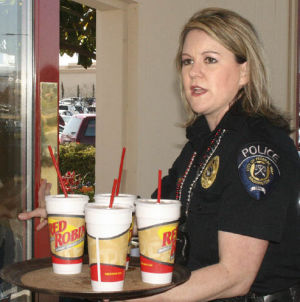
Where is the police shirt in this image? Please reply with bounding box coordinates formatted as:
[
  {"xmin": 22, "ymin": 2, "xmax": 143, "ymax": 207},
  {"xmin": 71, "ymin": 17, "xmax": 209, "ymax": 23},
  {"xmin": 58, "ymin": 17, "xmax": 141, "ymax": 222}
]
[{"xmin": 152, "ymin": 103, "xmax": 300, "ymax": 295}]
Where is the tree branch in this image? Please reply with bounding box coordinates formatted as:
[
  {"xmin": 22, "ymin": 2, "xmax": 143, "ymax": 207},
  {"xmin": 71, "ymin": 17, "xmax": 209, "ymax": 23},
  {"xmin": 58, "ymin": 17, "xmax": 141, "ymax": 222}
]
[{"xmin": 60, "ymin": 41, "xmax": 96, "ymax": 60}]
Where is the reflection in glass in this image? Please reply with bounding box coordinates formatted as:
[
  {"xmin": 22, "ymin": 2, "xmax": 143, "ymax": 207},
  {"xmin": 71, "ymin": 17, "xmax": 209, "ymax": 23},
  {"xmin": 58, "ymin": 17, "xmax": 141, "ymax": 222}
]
[
  {"xmin": 40, "ymin": 82, "xmax": 58, "ymax": 196},
  {"xmin": 0, "ymin": 0, "xmax": 33, "ymax": 299}
]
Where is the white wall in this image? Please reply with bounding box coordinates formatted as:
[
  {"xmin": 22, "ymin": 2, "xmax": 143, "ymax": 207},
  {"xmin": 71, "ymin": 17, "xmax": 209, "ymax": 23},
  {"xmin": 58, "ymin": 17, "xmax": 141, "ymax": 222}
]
[
  {"xmin": 59, "ymin": 64, "xmax": 96, "ymax": 99},
  {"xmin": 90, "ymin": 0, "xmax": 297, "ymax": 198}
]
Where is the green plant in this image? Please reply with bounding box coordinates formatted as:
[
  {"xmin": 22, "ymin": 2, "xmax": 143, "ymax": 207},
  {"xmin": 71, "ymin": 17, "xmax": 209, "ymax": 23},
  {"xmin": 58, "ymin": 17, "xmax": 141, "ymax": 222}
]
[{"xmin": 59, "ymin": 143, "xmax": 95, "ymax": 200}]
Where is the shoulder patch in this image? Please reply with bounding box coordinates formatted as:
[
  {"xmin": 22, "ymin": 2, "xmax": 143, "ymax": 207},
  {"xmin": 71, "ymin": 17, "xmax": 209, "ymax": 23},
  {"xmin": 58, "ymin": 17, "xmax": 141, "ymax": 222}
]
[{"xmin": 237, "ymin": 143, "xmax": 280, "ymax": 200}]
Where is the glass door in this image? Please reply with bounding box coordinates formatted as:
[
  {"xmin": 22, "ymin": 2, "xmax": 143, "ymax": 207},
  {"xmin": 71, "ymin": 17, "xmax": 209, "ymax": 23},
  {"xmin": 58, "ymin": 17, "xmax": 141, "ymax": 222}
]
[
  {"xmin": 0, "ymin": 0, "xmax": 33, "ymax": 300},
  {"xmin": 298, "ymin": 0, "xmax": 300, "ymax": 151}
]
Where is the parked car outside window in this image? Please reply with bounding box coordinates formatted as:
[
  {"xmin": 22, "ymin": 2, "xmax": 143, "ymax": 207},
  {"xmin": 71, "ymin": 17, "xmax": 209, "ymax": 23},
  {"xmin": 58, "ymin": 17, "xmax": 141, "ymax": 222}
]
[
  {"xmin": 59, "ymin": 110, "xmax": 73, "ymax": 125},
  {"xmin": 59, "ymin": 104, "xmax": 73, "ymax": 112},
  {"xmin": 85, "ymin": 106, "xmax": 96, "ymax": 113},
  {"xmin": 73, "ymin": 105, "xmax": 84, "ymax": 114},
  {"xmin": 60, "ymin": 114, "xmax": 95, "ymax": 146}
]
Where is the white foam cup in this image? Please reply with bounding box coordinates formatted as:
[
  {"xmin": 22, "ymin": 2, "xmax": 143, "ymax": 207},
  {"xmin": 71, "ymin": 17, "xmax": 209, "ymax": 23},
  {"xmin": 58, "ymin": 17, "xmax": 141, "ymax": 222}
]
[
  {"xmin": 94, "ymin": 193, "xmax": 137, "ymax": 269},
  {"xmin": 135, "ymin": 199, "xmax": 181, "ymax": 284},
  {"xmin": 85, "ymin": 203, "xmax": 132, "ymax": 292},
  {"xmin": 45, "ymin": 194, "xmax": 89, "ymax": 274}
]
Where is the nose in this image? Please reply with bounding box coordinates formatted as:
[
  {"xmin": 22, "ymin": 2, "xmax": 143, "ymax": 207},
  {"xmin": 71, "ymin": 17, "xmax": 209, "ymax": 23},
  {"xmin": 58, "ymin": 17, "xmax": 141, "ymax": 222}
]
[{"xmin": 189, "ymin": 61, "xmax": 204, "ymax": 78}]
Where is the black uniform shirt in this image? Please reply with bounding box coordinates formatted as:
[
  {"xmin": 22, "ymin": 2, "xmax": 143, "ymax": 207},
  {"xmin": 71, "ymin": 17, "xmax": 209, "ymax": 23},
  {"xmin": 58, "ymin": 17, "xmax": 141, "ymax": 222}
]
[{"xmin": 153, "ymin": 103, "xmax": 300, "ymax": 295}]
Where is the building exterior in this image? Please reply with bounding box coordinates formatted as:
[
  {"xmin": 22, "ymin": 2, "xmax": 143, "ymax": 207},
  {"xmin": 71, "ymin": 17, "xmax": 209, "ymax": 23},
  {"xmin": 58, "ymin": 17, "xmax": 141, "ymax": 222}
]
[{"xmin": 60, "ymin": 63, "xmax": 96, "ymax": 99}]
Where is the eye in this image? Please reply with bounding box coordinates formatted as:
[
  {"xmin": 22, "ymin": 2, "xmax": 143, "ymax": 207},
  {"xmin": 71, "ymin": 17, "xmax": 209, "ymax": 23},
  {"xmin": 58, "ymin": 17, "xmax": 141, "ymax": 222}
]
[
  {"xmin": 204, "ymin": 57, "xmax": 217, "ymax": 64},
  {"xmin": 181, "ymin": 58, "xmax": 193, "ymax": 66}
]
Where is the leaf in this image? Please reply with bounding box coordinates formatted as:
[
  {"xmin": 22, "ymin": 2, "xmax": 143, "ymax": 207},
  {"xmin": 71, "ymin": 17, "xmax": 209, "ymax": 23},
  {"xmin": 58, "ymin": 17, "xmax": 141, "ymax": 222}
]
[{"xmin": 60, "ymin": 0, "xmax": 96, "ymax": 68}]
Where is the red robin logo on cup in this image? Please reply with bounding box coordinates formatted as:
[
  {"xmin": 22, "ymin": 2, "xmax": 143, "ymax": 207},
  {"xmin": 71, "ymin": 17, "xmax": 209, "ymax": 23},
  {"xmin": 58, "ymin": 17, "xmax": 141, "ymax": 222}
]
[{"xmin": 48, "ymin": 215, "xmax": 85, "ymax": 263}]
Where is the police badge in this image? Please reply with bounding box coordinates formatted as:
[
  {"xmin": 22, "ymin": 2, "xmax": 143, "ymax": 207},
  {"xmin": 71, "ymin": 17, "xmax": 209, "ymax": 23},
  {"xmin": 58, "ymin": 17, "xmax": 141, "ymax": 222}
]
[
  {"xmin": 237, "ymin": 142, "xmax": 280, "ymax": 200},
  {"xmin": 201, "ymin": 155, "xmax": 220, "ymax": 189}
]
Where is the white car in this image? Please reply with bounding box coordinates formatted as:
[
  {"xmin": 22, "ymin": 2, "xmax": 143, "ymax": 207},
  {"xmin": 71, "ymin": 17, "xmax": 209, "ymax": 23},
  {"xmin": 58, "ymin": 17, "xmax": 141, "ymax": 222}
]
[
  {"xmin": 59, "ymin": 110, "xmax": 73, "ymax": 124},
  {"xmin": 59, "ymin": 104, "xmax": 73, "ymax": 112}
]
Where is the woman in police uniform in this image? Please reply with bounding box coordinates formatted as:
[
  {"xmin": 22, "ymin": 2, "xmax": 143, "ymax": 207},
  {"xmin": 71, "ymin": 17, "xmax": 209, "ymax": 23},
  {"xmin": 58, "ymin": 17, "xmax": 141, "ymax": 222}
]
[
  {"xmin": 19, "ymin": 7, "xmax": 300, "ymax": 302},
  {"xmin": 134, "ymin": 7, "xmax": 300, "ymax": 302}
]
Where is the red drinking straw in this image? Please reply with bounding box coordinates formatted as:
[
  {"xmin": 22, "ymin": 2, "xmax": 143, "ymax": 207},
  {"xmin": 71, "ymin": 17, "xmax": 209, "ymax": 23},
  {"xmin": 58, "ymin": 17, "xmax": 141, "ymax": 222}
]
[
  {"xmin": 116, "ymin": 147, "xmax": 126, "ymax": 196},
  {"xmin": 109, "ymin": 178, "xmax": 118, "ymax": 208},
  {"xmin": 157, "ymin": 169, "xmax": 162, "ymax": 203},
  {"xmin": 48, "ymin": 145, "xmax": 68, "ymax": 198}
]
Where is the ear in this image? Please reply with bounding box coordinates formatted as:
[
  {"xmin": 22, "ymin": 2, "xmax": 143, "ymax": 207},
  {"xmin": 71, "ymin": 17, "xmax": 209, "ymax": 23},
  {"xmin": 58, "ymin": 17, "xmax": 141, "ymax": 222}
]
[{"xmin": 239, "ymin": 62, "xmax": 249, "ymax": 87}]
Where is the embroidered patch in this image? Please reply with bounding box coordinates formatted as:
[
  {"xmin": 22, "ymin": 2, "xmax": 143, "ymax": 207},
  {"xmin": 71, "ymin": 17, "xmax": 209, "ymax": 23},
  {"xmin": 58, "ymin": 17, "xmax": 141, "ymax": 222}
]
[
  {"xmin": 201, "ymin": 155, "xmax": 220, "ymax": 189},
  {"xmin": 237, "ymin": 143, "xmax": 280, "ymax": 200}
]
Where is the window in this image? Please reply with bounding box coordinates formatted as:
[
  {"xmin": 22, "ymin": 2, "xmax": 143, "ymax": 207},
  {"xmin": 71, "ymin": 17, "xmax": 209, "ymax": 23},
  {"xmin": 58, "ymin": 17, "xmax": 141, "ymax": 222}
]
[
  {"xmin": 63, "ymin": 116, "xmax": 82, "ymax": 135},
  {"xmin": 0, "ymin": 0, "xmax": 33, "ymax": 299},
  {"xmin": 84, "ymin": 119, "xmax": 95, "ymax": 137}
]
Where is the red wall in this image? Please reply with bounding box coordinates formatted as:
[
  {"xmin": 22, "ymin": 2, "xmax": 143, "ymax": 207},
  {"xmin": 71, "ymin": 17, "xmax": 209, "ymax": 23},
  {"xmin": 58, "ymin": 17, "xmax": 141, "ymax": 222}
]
[{"xmin": 34, "ymin": 0, "xmax": 60, "ymax": 258}]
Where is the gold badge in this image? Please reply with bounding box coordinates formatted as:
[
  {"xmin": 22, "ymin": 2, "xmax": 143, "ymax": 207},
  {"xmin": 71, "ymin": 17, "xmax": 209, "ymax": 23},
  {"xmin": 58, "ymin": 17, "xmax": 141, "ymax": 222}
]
[{"xmin": 201, "ymin": 156, "xmax": 220, "ymax": 189}]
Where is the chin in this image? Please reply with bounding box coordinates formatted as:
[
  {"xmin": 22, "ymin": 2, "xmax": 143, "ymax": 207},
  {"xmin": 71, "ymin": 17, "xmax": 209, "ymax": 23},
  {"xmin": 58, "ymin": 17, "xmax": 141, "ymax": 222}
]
[{"xmin": 189, "ymin": 106, "xmax": 206, "ymax": 116}]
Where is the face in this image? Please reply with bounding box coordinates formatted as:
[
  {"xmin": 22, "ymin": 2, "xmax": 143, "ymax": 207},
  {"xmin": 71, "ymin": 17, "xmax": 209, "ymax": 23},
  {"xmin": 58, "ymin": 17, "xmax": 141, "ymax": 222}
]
[{"xmin": 181, "ymin": 30, "xmax": 248, "ymax": 130}]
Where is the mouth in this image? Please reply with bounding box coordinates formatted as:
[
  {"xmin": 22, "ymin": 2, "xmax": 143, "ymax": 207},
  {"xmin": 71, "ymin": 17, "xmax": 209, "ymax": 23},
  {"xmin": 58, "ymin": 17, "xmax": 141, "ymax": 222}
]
[{"xmin": 190, "ymin": 85, "xmax": 207, "ymax": 96}]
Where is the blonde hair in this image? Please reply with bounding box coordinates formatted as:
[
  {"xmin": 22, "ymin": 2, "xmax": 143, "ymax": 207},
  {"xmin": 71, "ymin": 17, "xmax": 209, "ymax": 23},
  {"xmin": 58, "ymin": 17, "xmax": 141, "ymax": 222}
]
[{"xmin": 176, "ymin": 7, "xmax": 290, "ymax": 131}]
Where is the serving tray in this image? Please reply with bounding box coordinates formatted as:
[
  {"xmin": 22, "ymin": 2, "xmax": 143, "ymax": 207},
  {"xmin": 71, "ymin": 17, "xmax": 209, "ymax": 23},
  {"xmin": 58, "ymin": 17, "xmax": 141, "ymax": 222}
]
[{"xmin": 0, "ymin": 256, "xmax": 190, "ymax": 301}]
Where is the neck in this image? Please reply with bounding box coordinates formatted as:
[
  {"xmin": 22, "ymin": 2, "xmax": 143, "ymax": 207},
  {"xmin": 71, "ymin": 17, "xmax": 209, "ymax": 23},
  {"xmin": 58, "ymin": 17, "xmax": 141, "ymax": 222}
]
[{"xmin": 205, "ymin": 107, "xmax": 230, "ymax": 131}]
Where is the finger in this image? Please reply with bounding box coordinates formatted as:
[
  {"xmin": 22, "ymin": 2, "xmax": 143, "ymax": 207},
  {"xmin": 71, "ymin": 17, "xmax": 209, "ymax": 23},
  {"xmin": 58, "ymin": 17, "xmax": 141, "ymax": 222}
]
[
  {"xmin": 18, "ymin": 208, "xmax": 47, "ymax": 221},
  {"xmin": 36, "ymin": 219, "xmax": 48, "ymax": 231}
]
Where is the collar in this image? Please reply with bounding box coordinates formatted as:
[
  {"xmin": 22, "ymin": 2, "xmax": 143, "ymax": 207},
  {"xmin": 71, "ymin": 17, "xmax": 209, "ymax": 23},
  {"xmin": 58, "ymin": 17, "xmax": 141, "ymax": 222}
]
[{"xmin": 186, "ymin": 101, "xmax": 248, "ymax": 150}]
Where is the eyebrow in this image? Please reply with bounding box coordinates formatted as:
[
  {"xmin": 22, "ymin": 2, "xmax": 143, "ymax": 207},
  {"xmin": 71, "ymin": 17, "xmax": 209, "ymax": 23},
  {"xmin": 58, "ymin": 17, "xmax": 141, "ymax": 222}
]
[{"xmin": 181, "ymin": 50, "xmax": 220, "ymax": 56}]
